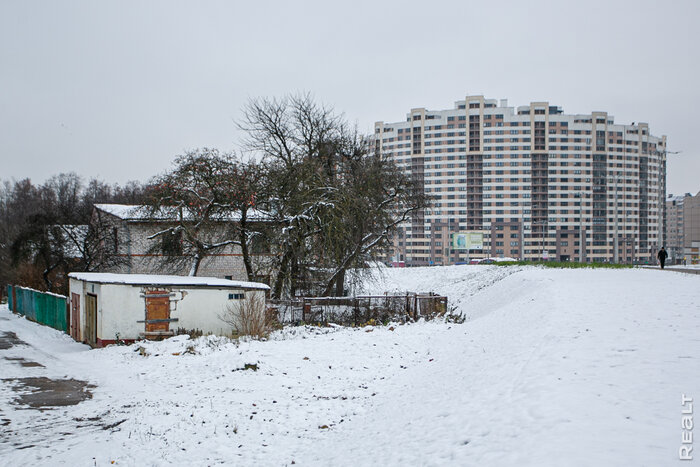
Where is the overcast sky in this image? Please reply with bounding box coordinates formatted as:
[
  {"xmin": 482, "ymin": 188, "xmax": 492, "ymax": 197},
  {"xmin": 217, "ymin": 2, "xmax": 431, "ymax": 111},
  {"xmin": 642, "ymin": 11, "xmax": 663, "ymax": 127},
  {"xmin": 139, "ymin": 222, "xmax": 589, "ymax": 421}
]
[{"xmin": 1, "ymin": 0, "xmax": 698, "ymax": 195}]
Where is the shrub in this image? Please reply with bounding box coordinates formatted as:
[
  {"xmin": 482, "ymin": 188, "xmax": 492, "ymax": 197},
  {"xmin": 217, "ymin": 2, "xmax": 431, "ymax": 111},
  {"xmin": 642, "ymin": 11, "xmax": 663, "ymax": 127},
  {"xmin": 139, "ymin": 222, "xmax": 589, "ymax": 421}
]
[
  {"xmin": 220, "ymin": 293, "xmax": 271, "ymax": 339},
  {"xmin": 175, "ymin": 327, "xmax": 204, "ymax": 339}
]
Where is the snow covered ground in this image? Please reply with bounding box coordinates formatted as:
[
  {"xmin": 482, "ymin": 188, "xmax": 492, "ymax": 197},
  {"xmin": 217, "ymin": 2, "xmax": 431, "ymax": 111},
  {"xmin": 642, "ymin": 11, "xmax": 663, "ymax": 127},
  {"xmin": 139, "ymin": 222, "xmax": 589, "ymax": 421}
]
[{"xmin": 1, "ymin": 265, "xmax": 699, "ymax": 466}]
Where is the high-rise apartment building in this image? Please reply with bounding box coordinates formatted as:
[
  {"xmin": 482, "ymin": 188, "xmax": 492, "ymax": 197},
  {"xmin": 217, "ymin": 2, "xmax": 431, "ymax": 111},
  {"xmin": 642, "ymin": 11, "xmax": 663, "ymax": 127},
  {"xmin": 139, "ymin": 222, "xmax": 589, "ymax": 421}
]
[
  {"xmin": 683, "ymin": 193, "xmax": 700, "ymax": 261},
  {"xmin": 374, "ymin": 96, "xmax": 667, "ymax": 265},
  {"xmin": 665, "ymin": 193, "xmax": 691, "ymax": 262},
  {"xmin": 669, "ymin": 192, "xmax": 700, "ymax": 263}
]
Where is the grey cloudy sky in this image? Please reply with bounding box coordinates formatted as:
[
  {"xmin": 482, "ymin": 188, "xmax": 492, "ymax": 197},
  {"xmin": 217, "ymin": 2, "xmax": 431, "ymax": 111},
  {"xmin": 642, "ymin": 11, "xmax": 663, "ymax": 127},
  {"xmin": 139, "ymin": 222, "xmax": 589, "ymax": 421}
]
[{"xmin": 1, "ymin": 0, "xmax": 698, "ymax": 195}]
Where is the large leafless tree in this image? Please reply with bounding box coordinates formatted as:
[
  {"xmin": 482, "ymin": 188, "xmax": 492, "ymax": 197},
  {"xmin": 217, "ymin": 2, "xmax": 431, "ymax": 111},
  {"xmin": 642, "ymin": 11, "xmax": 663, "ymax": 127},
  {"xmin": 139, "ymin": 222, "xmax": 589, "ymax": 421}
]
[
  {"xmin": 240, "ymin": 94, "xmax": 427, "ymax": 298},
  {"xmin": 145, "ymin": 149, "xmax": 264, "ymax": 278}
]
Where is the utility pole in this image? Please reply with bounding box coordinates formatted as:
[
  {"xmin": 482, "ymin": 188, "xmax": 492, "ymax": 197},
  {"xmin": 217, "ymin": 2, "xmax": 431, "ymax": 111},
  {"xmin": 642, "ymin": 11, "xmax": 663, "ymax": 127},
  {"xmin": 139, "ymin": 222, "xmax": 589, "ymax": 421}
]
[{"xmin": 652, "ymin": 148, "xmax": 680, "ymax": 262}]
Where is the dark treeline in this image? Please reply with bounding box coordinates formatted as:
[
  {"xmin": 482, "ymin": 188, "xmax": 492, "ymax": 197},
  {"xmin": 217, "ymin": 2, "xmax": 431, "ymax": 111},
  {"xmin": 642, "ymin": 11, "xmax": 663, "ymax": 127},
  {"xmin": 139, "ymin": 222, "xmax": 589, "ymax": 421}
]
[
  {"xmin": 1, "ymin": 94, "xmax": 427, "ymax": 300},
  {"xmin": 0, "ymin": 175, "xmax": 147, "ymax": 296}
]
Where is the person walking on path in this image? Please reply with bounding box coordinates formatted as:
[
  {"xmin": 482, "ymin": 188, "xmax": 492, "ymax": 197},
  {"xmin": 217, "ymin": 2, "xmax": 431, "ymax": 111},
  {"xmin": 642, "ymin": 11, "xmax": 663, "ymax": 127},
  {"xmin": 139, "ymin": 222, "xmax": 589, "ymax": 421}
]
[{"xmin": 657, "ymin": 247, "xmax": 668, "ymax": 269}]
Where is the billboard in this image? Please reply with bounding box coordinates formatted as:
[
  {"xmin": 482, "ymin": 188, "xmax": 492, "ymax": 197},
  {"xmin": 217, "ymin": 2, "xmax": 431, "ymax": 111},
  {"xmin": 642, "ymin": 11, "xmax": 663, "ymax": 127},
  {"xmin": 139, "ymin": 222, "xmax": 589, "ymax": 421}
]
[{"xmin": 452, "ymin": 232, "xmax": 484, "ymax": 250}]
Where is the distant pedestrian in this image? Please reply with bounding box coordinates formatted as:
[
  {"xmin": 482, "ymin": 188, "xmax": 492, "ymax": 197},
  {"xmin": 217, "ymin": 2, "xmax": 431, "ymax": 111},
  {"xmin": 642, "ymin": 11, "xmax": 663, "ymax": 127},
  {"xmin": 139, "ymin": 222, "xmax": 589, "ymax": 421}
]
[{"xmin": 657, "ymin": 247, "xmax": 668, "ymax": 269}]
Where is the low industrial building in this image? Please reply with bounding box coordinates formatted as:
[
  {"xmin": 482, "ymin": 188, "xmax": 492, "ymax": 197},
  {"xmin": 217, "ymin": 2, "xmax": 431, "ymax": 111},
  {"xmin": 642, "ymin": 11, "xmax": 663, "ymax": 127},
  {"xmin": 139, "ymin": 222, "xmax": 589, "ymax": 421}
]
[
  {"xmin": 91, "ymin": 203, "xmax": 271, "ymax": 282},
  {"xmin": 68, "ymin": 272, "xmax": 269, "ymax": 347}
]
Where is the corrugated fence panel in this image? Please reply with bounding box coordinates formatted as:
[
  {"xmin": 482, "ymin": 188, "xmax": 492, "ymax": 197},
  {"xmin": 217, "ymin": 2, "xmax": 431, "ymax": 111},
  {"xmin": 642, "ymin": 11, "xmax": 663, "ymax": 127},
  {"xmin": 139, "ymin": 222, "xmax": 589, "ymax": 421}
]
[
  {"xmin": 7, "ymin": 285, "xmax": 67, "ymax": 333},
  {"xmin": 6, "ymin": 285, "xmax": 13, "ymax": 311},
  {"xmin": 24, "ymin": 289, "xmax": 36, "ymax": 321},
  {"xmin": 35, "ymin": 291, "xmax": 46, "ymax": 324},
  {"xmin": 16, "ymin": 288, "xmax": 24, "ymax": 317},
  {"xmin": 49, "ymin": 294, "xmax": 67, "ymax": 332}
]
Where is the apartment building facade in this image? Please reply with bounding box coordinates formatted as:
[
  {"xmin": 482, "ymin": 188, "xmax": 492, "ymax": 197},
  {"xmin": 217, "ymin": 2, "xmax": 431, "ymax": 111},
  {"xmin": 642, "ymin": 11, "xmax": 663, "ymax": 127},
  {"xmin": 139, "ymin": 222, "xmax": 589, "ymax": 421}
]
[
  {"xmin": 665, "ymin": 193, "xmax": 690, "ymax": 262},
  {"xmin": 684, "ymin": 193, "xmax": 700, "ymax": 263},
  {"xmin": 375, "ymin": 96, "xmax": 667, "ymax": 265}
]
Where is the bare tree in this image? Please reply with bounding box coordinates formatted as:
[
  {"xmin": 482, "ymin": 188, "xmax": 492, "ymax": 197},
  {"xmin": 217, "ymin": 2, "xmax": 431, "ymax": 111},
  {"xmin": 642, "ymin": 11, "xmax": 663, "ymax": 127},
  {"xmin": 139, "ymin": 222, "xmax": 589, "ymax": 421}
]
[
  {"xmin": 318, "ymin": 149, "xmax": 427, "ymax": 296},
  {"xmin": 1, "ymin": 174, "xmax": 148, "ymax": 295},
  {"xmin": 145, "ymin": 149, "xmax": 265, "ymax": 277},
  {"xmin": 239, "ymin": 94, "xmax": 427, "ymax": 298}
]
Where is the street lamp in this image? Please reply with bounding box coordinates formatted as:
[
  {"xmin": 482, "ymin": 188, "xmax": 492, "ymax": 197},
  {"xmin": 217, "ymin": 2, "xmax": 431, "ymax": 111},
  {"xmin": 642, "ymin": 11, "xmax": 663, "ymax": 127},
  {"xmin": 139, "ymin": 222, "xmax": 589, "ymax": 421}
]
[
  {"xmin": 610, "ymin": 177, "xmax": 624, "ymax": 264},
  {"xmin": 645, "ymin": 147, "xmax": 681, "ymax": 261}
]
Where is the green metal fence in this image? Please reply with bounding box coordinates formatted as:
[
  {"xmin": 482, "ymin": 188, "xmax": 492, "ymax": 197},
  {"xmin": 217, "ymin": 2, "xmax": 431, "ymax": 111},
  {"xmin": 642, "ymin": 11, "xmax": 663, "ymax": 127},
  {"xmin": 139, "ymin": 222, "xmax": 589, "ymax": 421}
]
[{"xmin": 7, "ymin": 285, "xmax": 68, "ymax": 333}]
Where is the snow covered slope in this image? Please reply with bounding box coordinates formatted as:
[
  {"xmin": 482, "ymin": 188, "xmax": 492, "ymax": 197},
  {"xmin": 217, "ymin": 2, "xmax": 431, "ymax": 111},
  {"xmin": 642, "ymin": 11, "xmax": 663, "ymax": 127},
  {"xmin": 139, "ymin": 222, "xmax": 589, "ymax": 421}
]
[{"xmin": 1, "ymin": 265, "xmax": 698, "ymax": 466}]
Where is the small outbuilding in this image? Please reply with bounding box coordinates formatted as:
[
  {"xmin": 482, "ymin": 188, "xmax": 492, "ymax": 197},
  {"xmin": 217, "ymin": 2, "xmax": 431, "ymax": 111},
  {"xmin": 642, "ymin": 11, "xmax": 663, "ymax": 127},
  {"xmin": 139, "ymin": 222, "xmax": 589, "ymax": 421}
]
[{"xmin": 68, "ymin": 273, "xmax": 270, "ymax": 347}]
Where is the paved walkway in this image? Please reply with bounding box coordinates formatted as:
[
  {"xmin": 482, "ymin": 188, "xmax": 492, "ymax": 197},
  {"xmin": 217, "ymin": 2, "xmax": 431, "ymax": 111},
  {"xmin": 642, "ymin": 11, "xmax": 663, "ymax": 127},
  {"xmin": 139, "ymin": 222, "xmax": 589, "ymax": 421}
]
[
  {"xmin": 640, "ymin": 265, "xmax": 700, "ymax": 275},
  {"xmin": 662, "ymin": 267, "xmax": 700, "ymax": 275}
]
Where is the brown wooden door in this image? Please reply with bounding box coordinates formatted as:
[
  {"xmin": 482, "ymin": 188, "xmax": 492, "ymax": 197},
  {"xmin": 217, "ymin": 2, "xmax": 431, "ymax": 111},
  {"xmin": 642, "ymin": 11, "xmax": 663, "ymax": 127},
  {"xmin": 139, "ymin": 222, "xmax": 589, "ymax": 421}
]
[
  {"xmin": 71, "ymin": 293, "xmax": 81, "ymax": 341},
  {"xmin": 145, "ymin": 292, "xmax": 171, "ymax": 339},
  {"xmin": 85, "ymin": 294, "xmax": 97, "ymax": 346}
]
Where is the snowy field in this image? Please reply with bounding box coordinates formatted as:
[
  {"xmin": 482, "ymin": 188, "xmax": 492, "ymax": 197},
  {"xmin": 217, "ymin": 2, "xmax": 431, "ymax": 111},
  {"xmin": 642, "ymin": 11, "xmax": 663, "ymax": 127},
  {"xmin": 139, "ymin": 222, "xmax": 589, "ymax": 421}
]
[{"xmin": 1, "ymin": 265, "xmax": 699, "ymax": 466}]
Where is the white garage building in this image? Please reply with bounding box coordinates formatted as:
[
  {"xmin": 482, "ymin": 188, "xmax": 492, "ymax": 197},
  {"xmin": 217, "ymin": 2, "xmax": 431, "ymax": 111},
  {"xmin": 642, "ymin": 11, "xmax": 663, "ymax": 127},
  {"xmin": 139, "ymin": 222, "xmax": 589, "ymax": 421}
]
[{"xmin": 68, "ymin": 273, "xmax": 269, "ymax": 347}]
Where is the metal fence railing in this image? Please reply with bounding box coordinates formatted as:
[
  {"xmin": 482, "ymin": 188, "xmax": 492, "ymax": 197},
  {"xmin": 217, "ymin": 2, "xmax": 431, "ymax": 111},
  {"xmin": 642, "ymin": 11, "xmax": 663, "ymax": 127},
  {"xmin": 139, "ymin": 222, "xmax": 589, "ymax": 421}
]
[
  {"xmin": 7, "ymin": 285, "xmax": 68, "ymax": 333},
  {"xmin": 269, "ymin": 293, "xmax": 448, "ymax": 326}
]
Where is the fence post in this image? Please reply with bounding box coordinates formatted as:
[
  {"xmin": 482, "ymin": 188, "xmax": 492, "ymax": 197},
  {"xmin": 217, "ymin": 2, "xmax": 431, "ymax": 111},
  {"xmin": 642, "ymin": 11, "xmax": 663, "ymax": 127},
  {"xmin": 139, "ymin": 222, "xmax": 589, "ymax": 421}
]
[{"xmin": 8, "ymin": 285, "xmax": 14, "ymax": 312}]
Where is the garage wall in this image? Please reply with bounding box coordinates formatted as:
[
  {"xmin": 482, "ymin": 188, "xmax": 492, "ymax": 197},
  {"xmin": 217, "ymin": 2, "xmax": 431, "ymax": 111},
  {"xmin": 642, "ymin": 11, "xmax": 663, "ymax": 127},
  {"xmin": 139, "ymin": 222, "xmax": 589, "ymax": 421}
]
[{"xmin": 90, "ymin": 284, "xmax": 268, "ymax": 342}]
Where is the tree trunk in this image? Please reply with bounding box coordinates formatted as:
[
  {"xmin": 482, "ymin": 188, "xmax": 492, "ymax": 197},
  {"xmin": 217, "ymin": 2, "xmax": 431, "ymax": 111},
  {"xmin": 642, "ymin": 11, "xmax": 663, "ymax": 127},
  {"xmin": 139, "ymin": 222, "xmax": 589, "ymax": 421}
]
[
  {"xmin": 42, "ymin": 267, "xmax": 53, "ymax": 292},
  {"xmin": 239, "ymin": 211, "xmax": 254, "ymax": 282},
  {"xmin": 189, "ymin": 252, "xmax": 201, "ymax": 276},
  {"xmin": 321, "ymin": 266, "xmax": 346, "ymax": 297},
  {"xmin": 289, "ymin": 257, "xmax": 299, "ymax": 297},
  {"xmin": 272, "ymin": 251, "xmax": 291, "ymax": 299},
  {"xmin": 322, "ymin": 242, "xmax": 363, "ymax": 296},
  {"xmin": 333, "ymin": 268, "xmax": 345, "ymax": 297}
]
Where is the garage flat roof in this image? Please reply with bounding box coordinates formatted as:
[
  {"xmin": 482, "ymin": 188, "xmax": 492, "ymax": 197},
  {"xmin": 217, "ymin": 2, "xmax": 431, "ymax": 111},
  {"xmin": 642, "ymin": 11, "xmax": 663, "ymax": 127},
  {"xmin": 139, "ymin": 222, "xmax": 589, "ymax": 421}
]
[
  {"xmin": 68, "ymin": 272, "xmax": 270, "ymax": 290},
  {"xmin": 94, "ymin": 204, "xmax": 269, "ymax": 222}
]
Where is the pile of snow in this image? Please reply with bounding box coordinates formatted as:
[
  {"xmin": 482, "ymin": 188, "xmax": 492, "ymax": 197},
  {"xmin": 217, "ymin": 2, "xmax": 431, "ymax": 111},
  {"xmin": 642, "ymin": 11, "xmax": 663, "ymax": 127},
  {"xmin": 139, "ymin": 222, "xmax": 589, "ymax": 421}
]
[
  {"xmin": 480, "ymin": 256, "xmax": 519, "ymax": 263},
  {"xmin": 1, "ymin": 265, "xmax": 699, "ymax": 466},
  {"xmin": 357, "ymin": 264, "xmax": 521, "ymax": 316}
]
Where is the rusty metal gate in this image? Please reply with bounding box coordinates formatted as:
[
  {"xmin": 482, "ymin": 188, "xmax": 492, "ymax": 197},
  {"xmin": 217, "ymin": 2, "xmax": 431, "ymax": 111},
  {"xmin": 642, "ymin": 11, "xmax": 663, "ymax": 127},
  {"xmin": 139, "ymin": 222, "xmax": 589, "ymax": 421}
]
[{"xmin": 140, "ymin": 290, "xmax": 176, "ymax": 340}]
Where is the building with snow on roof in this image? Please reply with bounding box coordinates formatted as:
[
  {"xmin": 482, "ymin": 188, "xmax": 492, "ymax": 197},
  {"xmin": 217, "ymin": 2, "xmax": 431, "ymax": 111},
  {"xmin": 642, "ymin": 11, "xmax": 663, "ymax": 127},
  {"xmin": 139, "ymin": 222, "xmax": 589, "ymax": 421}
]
[
  {"xmin": 68, "ymin": 272, "xmax": 270, "ymax": 347},
  {"xmin": 91, "ymin": 203, "xmax": 272, "ymax": 283}
]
